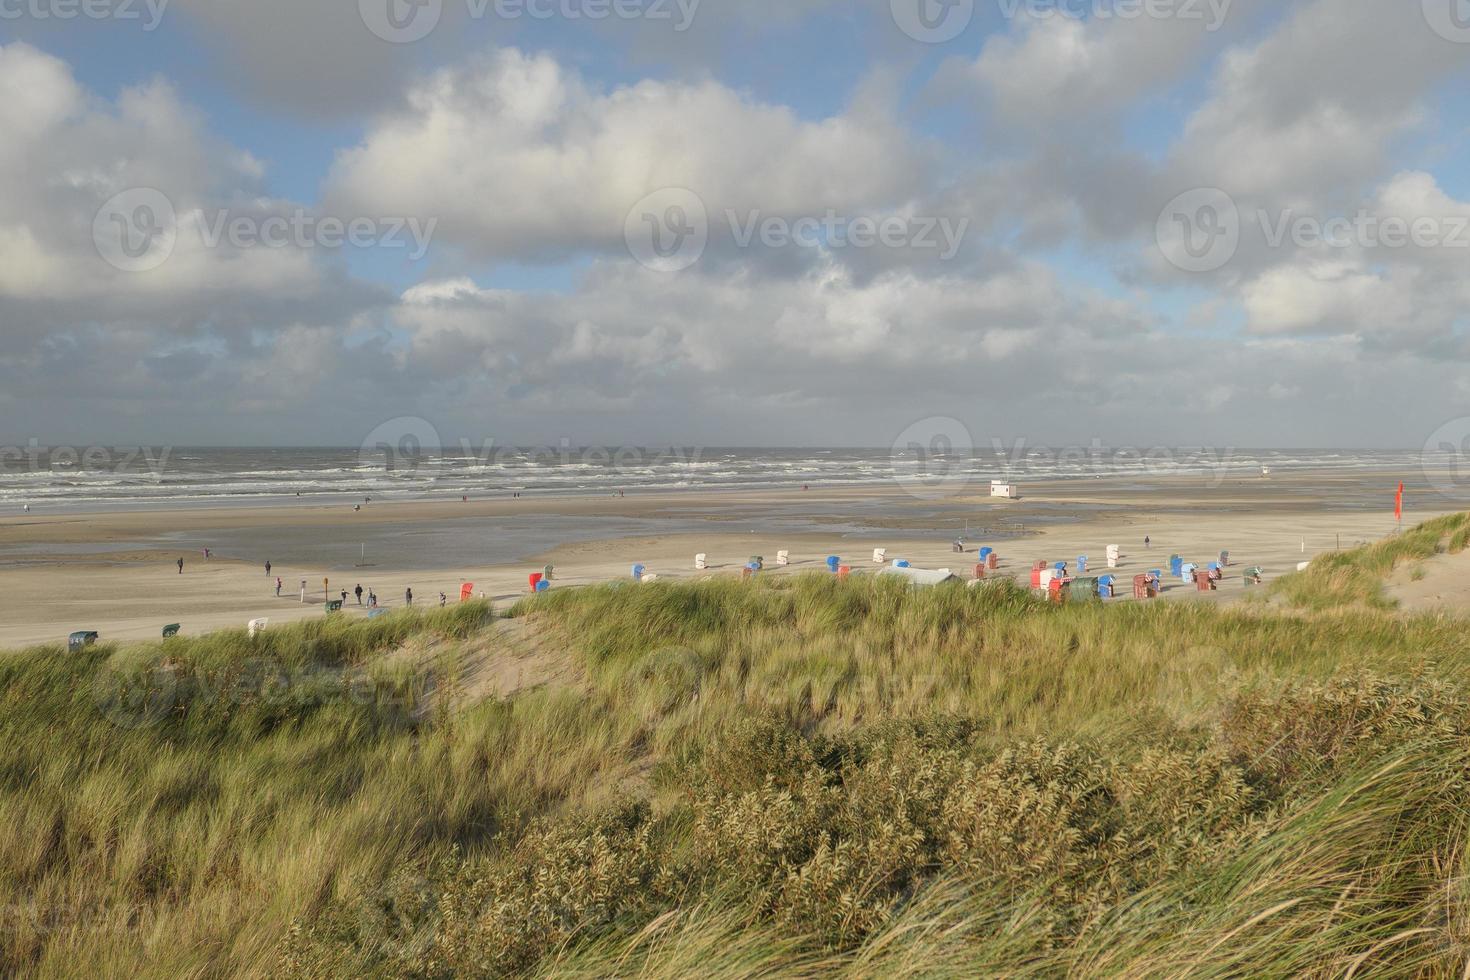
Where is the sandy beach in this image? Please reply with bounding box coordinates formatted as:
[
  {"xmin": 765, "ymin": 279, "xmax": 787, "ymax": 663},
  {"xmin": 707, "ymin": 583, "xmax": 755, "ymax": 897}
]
[{"xmin": 0, "ymin": 469, "xmax": 1451, "ymax": 649}]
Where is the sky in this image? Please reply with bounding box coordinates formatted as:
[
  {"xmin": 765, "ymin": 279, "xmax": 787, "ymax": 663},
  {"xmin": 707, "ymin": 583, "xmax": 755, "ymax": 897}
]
[{"xmin": 2, "ymin": 0, "xmax": 1470, "ymax": 450}]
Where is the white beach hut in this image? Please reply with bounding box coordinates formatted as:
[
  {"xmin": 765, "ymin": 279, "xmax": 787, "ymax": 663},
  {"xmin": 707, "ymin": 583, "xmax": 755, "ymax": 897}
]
[
  {"xmin": 991, "ymin": 481, "xmax": 1019, "ymax": 499},
  {"xmin": 878, "ymin": 566, "xmax": 960, "ymax": 587}
]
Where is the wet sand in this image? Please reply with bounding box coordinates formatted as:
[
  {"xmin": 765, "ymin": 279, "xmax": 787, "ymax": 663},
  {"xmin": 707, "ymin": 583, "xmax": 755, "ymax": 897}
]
[{"xmin": 0, "ymin": 470, "xmax": 1452, "ymax": 648}]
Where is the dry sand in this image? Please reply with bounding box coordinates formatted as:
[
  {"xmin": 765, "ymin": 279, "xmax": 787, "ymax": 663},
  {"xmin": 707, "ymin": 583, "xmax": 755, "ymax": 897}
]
[{"xmin": 0, "ymin": 471, "xmax": 1448, "ymax": 649}]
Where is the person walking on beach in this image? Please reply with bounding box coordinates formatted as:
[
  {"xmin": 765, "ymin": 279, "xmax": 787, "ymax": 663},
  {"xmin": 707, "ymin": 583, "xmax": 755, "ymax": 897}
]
[
  {"xmin": 265, "ymin": 560, "xmax": 271, "ymax": 577},
  {"xmin": 177, "ymin": 557, "xmax": 184, "ymax": 574},
  {"xmin": 354, "ymin": 584, "xmax": 363, "ymax": 605},
  {"xmin": 341, "ymin": 590, "xmax": 348, "ymax": 605},
  {"xmin": 369, "ymin": 589, "xmax": 377, "ymax": 608},
  {"xmin": 275, "ymin": 576, "xmax": 282, "ymax": 597},
  {"xmin": 439, "ymin": 592, "xmax": 447, "ymax": 607},
  {"xmin": 1144, "ymin": 536, "xmax": 1151, "ymax": 550},
  {"xmin": 405, "ymin": 587, "xmax": 413, "ymax": 607}
]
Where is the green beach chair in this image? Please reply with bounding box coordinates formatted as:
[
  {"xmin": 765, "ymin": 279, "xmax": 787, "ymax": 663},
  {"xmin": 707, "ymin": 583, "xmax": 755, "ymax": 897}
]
[
  {"xmin": 325, "ymin": 600, "xmax": 344, "ymax": 614},
  {"xmin": 162, "ymin": 624, "xmax": 181, "ymax": 639}
]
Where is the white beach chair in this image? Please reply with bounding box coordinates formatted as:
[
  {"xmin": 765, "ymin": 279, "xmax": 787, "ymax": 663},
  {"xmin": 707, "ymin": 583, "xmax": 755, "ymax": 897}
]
[
  {"xmin": 248, "ymin": 618, "xmax": 269, "ymax": 639},
  {"xmin": 694, "ymin": 553, "xmax": 708, "ymax": 570},
  {"xmin": 776, "ymin": 550, "xmax": 790, "ymax": 567},
  {"xmin": 873, "ymin": 548, "xmax": 887, "ymax": 564}
]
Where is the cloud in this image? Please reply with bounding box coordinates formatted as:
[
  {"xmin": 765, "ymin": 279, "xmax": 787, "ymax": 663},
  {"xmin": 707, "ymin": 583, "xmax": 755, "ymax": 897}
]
[{"xmin": 325, "ymin": 47, "xmax": 928, "ymax": 264}]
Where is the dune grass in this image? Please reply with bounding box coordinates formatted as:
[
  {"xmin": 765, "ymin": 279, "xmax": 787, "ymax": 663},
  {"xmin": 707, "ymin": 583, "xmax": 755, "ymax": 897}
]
[
  {"xmin": 1270, "ymin": 511, "xmax": 1470, "ymax": 610},
  {"xmin": 7, "ymin": 522, "xmax": 1470, "ymax": 975}
]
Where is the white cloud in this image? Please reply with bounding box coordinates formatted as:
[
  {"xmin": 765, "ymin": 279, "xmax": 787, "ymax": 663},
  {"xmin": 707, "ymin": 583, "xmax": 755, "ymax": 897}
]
[{"xmin": 326, "ymin": 48, "xmax": 927, "ymax": 262}]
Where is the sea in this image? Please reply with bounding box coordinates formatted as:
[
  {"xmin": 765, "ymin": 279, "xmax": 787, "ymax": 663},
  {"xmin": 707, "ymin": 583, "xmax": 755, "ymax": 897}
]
[{"xmin": 0, "ymin": 445, "xmax": 1441, "ymax": 512}]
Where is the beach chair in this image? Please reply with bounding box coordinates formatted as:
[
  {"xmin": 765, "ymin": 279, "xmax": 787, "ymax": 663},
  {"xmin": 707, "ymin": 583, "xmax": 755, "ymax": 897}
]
[
  {"xmin": 1077, "ymin": 556, "xmax": 1089, "ymax": 574},
  {"xmin": 1099, "ymin": 575, "xmax": 1116, "ymax": 598},
  {"xmin": 1132, "ymin": 574, "xmax": 1152, "ymax": 599},
  {"xmin": 1072, "ymin": 577, "xmax": 1100, "ymax": 602},
  {"xmin": 325, "ymin": 600, "xmax": 344, "ymax": 613},
  {"xmin": 544, "ymin": 564, "xmax": 555, "ymax": 581},
  {"xmin": 162, "ymin": 624, "xmax": 181, "ymax": 639},
  {"xmin": 695, "ymin": 553, "xmax": 708, "ymax": 570},
  {"xmin": 973, "ymin": 563, "xmax": 987, "ymax": 580},
  {"xmin": 632, "ymin": 564, "xmax": 646, "ymax": 581},
  {"xmin": 777, "ymin": 550, "xmax": 791, "ymax": 567},
  {"xmin": 873, "ymin": 548, "xmax": 887, "ymax": 564},
  {"xmin": 987, "ymin": 553, "xmax": 999, "ymax": 569},
  {"xmin": 827, "ymin": 556, "xmax": 841, "ymax": 572},
  {"xmin": 1244, "ymin": 566, "xmax": 1264, "ymax": 586},
  {"xmin": 1196, "ymin": 572, "xmax": 1217, "ymax": 592},
  {"xmin": 1048, "ymin": 578, "xmax": 1068, "ymax": 603},
  {"xmin": 1219, "ymin": 551, "xmax": 1230, "ymax": 567},
  {"xmin": 749, "ymin": 556, "xmax": 764, "ymax": 570},
  {"xmin": 248, "ymin": 618, "xmax": 268, "ymax": 639},
  {"xmin": 68, "ymin": 631, "xmax": 99, "ymax": 651},
  {"xmin": 536, "ymin": 579, "xmax": 550, "ymax": 592},
  {"xmin": 979, "ymin": 547, "xmax": 994, "ymax": 561}
]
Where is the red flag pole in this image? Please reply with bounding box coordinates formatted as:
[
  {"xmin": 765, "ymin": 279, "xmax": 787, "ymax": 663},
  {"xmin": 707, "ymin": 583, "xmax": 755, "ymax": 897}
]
[{"xmin": 1395, "ymin": 482, "xmax": 1404, "ymax": 528}]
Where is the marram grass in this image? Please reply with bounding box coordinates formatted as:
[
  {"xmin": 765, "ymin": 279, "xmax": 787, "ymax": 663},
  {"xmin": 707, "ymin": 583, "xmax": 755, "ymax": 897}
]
[{"xmin": 6, "ymin": 523, "xmax": 1470, "ymax": 976}]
